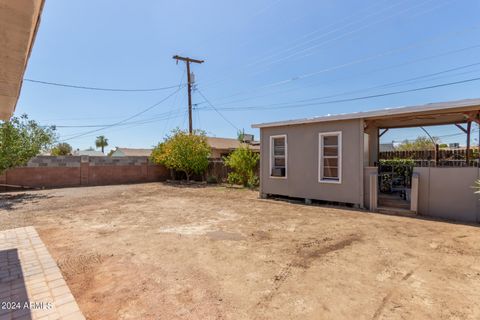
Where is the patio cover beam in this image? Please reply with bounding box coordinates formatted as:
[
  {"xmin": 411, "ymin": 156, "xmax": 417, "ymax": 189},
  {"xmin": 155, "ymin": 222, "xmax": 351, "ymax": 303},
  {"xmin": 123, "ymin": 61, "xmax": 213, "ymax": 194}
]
[{"xmin": 455, "ymin": 124, "xmax": 468, "ymax": 134}]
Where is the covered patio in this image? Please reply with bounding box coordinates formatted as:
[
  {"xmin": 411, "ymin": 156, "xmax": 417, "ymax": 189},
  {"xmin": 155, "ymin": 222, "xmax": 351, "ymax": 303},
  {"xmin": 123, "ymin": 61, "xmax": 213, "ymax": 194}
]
[{"xmin": 362, "ymin": 98, "xmax": 480, "ymax": 222}]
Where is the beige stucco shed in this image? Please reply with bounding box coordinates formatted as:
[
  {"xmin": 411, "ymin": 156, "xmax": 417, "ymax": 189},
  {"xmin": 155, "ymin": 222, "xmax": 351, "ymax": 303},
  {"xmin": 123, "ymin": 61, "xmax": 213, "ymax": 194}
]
[
  {"xmin": 0, "ymin": 0, "xmax": 44, "ymax": 120},
  {"xmin": 252, "ymin": 98, "xmax": 480, "ymax": 222}
]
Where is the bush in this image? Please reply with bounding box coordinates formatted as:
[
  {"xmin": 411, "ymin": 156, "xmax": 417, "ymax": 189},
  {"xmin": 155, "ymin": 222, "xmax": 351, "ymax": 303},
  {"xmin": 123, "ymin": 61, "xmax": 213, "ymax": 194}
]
[
  {"xmin": 378, "ymin": 158, "xmax": 414, "ymax": 193},
  {"xmin": 150, "ymin": 129, "xmax": 210, "ymax": 182},
  {"xmin": 223, "ymin": 145, "xmax": 259, "ymax": 188}
]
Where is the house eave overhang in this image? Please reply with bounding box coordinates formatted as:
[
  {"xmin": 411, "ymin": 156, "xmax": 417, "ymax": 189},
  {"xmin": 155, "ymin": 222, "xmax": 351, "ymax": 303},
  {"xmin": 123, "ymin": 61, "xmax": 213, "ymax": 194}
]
[{"xmin": 0, "ymin": 0, "xmax": 45, "ymax": 120}]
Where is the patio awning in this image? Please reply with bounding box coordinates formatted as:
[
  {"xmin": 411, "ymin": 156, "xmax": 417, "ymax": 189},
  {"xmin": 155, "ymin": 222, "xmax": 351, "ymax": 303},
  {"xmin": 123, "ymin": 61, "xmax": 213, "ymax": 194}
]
[{"xmin": 0, "ymin": 0, "xmax": 44, "ymax": 120}]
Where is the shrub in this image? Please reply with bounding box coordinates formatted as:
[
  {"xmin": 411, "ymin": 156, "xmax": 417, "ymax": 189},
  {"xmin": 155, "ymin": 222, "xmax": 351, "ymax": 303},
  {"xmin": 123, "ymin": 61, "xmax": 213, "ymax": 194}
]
[
  {"xmin": 378, "ymin": 158, "xmax": 414, "ymax": 193},
  {"xmin": 223, "ymin": 145, "xmax": 259, "ymax": 188},
  {"xmin": 150, "ymin": 129, "xmax": 210, "ymax": 182}
]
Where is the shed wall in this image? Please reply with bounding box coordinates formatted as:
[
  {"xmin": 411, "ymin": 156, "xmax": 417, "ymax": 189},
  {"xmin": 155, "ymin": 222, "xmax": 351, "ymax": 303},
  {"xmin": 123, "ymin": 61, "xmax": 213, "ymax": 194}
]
[{"xmin": 260, "ymin": 119, "xmax": 364, "ymax": 205}]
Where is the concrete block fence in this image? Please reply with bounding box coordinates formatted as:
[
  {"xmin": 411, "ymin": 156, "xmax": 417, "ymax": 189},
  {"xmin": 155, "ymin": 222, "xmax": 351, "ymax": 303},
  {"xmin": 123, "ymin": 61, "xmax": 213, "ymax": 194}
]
[{"xmin": 0, "ymin": 156, "xmax": 244, "ymax": 191}]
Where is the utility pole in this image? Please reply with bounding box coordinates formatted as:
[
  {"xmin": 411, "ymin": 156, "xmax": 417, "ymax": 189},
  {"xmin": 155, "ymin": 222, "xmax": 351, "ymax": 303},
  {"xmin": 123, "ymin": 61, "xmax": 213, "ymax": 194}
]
[{"xmin": 173, "ymin": 55, "xmax": 204, "ymax": 134}]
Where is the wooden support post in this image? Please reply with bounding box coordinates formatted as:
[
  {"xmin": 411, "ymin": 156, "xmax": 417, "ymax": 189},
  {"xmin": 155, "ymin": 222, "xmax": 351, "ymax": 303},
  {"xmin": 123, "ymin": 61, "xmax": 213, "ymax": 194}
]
[
  {"xmin": 435, "ymin": 144, "xmax": 439, "ymax": 165},
  {"xmin": 466, "ymin": 121, "xmax": 472, "ymax": 166}
]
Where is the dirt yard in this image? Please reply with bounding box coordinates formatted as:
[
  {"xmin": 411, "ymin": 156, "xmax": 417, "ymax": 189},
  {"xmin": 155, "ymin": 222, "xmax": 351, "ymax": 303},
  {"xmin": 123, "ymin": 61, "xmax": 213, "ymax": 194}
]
[{"xmin": 1, "ymin": 183, "xmax": 479, "ymax": 319}]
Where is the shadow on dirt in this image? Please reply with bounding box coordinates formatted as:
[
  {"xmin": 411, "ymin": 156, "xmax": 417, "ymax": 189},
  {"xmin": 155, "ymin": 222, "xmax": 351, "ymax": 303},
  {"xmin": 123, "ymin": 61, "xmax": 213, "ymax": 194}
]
[{"xmin": 0, "ymin": 193, "xmax": 53, "ymax": 211}]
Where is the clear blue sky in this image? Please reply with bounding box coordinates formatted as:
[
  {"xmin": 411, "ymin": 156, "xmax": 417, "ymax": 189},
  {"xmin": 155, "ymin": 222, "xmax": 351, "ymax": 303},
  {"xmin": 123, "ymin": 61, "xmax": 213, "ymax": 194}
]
[{"xmin": 16, "ymin": 0, "xmax": 480, "ymax": 152}]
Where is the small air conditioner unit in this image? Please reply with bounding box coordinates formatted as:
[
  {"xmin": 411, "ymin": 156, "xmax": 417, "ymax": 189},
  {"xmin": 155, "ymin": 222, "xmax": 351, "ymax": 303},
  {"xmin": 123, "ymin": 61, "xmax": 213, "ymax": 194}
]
[
  {"xmin": 242, "ymin": 134, "xmax": 254, "ymax": 143},
  {"xmin": 271, "ymin": 168, "xmax": 285, "ymax": 177}
]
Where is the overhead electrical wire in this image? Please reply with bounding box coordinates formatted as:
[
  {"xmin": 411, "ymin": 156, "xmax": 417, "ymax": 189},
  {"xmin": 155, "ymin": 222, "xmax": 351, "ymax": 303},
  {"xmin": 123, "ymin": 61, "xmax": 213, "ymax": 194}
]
[
  {"xmin": 196, "ymin": 89, "xmax": 239, "ymax": 131},
  {"xmin": 254, "ymin": 0, "xmax": 438, "ymax": 68},
  {"xmin": 197, "ymin": 0, "xmax": 457, "ymax": 90},
  {"xmin": 59, "ymin": 87, "xmax": 182, "ymax": 141},
  {"xmin": 247, "ymin": 0, "xmax": 409, "ymax": 67},
  {"xmin": 59, "ymin": 112, "xmax": 186, "ymax": 141},
  {"xmin": 24, "ymin": 78, "xmax": 184, "ymax": 92},
  {"xmin": 199, "ymin": 76, "xmax": 480, "ymax": 112},
  {"xmin": 196, "ymin": 23, "xmax": 480, "ymax": 105},
  {"xmin": 195, "ymin": 58, "xmax": 480, "ymax": 108}
]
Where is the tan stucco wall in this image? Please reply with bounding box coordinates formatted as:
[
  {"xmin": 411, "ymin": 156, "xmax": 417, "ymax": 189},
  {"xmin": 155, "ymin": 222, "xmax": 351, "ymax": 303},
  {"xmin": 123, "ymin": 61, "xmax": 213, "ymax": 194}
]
[
  {"xmin": 260, "ymin": 119, "xmax": 364, "ymax": 206},
  {"xmin": 414, "ymin": 167, "xmax": 480, "ymax": 222},
  {"xmin": 363, "ymin": 167, "xmax": 378, "ymax": 210}
]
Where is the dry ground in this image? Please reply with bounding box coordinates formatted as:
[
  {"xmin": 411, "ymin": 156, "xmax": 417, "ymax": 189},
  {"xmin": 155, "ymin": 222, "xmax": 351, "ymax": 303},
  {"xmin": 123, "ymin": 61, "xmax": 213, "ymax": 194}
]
[{"xmin": 1, "ymin": 183, "xmax": 480, "ymax": 320}]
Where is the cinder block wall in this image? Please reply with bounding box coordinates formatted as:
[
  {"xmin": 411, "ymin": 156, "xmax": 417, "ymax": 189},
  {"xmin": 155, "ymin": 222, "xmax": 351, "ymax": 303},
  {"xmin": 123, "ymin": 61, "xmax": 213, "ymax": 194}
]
[{"xmin": 0, "ymin": 156, "xmax": 170, "ymax": 190}]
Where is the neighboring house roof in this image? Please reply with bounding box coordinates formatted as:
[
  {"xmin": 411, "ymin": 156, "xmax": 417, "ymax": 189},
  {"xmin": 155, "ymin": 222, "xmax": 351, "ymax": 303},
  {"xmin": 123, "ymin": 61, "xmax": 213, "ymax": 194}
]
[
  {"xmin": 252, "ymin": 98, "xmax": 480, "ymax": 128},
  {"xmin": 207, "ymin": 137, "xmax": 260, "ymax": 151},
  {"xmin": 111, "ymin": 147, "xmax": 152, "ymax": 157},
  {"xmin": 0, "ymin": 0, "xmax": 45, "ymax": 120},
  {"xmin": 73, "ymin": 150, "xmax": 105, "ymax": 157},
  {"xmin": 379, "ymin": 143, "xmax": 395, "ymax": 152}
]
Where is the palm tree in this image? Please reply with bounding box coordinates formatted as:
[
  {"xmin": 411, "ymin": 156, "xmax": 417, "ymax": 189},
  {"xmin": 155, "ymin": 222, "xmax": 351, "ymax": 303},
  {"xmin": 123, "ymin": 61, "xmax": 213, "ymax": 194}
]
[{"xmin": 95, "ymin": 135, "xmax": 108, "ymax": 153}]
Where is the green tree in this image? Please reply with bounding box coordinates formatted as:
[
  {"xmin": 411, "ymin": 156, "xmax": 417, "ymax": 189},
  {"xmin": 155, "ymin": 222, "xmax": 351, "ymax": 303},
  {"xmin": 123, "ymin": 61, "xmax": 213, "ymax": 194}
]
[
  {"xmin": 223, "ymin": 145, "xmax": 260, "ymax": 188},
  {"xmin": 150, "ymin": 129, "xmax": 210, "ymax": 181},
  {"xmin": 51, "ymin": 142, "xmax": 72, "ymax": 156},
  {"xmin": 0, "ymin": 114, "xmax": 56, "ymax": 174},
  {"xmin": 95, "ymin": 135, "xmax": 108, "ymax": 153},
  {"xmin": 396, "ymin": 136, "xmax": 440, "ymax": 151}
]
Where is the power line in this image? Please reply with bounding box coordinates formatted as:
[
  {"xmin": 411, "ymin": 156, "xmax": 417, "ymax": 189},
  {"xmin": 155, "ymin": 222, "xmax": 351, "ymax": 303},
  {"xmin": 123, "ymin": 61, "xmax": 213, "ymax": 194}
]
[
  {"xmin": 58, "ymin": 111, "xmax": 186, "ymax": 141},
  {"xmin": 196, "ymin": 57, "xmax": 480, "ymax": 108},
  {"xmin": 196, "ymin": 23, "xmax": 480, "ymax": 105},
  {"xmin": 247, "ymin": 0, "xmax": 409, "ymax": 67},
  {"xmin": 256, "ymin": 0, "xmax": 438, "ymax": 68},
  {"xmin": 196, "ymin": 89, "xmax": 238, "ymax": 131},
  {"xmin": 60, "ymin": 87, "xmax": 182, "ymax": 141},
  {"xmin": 24, "ymin": 78, "xmax": 183, "ymax": 92},
  {"xmin": 197, "ymin": 0, "xmax": 461, "ymax": 91},
  {"xmin": 201, "ymin": 76, "xmax": 480, "ymax": 112}
]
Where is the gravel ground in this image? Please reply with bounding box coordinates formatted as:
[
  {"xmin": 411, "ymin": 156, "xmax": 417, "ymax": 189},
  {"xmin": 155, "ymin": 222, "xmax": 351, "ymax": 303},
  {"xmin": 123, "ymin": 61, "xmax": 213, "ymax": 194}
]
[{"xmin": 1, "ymin": 182, "xmax": 479, "ymax": 320}]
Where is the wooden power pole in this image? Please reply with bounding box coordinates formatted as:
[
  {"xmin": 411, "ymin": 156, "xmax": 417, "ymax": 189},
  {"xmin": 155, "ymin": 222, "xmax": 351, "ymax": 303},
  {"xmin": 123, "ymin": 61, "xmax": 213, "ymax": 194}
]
[{"xmin": 173, "ymin": 55, "xmax": 204, "ymax": 134}]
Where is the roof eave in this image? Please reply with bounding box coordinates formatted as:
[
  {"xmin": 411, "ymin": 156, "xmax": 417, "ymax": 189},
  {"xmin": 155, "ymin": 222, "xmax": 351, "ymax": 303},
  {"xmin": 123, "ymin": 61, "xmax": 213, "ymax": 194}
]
[{"xmin": 251, "ymin": 98, "xmax": 480, "ymax": 129}]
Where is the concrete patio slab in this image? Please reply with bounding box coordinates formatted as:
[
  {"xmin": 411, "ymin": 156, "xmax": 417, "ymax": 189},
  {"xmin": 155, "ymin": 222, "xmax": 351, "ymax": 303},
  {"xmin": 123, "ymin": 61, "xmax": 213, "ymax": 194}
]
[{"xmin": 0, "ymin": 226, "xmax": 84, "ymax": 320}]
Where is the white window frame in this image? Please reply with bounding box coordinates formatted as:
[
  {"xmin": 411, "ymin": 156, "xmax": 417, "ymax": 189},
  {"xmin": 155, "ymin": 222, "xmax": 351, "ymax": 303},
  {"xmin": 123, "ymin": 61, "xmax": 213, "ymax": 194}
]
[
  {"xmin": 318, "ymin": 131, "xmax": 342, "ymax": 184},
  {"xmin": 269, "ymin": 134, "xmax": 287, "ymax": 179}
]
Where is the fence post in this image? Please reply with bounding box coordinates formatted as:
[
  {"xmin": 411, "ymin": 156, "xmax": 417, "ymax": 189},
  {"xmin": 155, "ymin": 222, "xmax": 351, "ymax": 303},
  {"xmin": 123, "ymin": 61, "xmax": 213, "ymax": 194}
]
[
  {"xmin": 369, "ymin": 173, "xmax": 378, "ymax": 212},
  {"xmin": 410, "ymin": 173, "xmax": 419, "ymax": 213}
]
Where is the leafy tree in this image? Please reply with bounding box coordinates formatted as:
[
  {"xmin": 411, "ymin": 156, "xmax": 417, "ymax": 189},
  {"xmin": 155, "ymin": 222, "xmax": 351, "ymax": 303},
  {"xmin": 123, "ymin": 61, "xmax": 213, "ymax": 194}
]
[
  {"xmin": 0, "ymin": 114, "xmax": 56, "ymax": 174},
  {"xmin": 223, "ymin": 145, "xmax": 260, "ymax": 188},
  {"xmin": 150, "ymin": 129, "xmax": 210, "ymax": 181},
  {"xmin": 95, "ymin": 135, "xmax": 108, "ymax": 153},
  {"xmin": 396, "ymin": 136, "xmax": 440, "ymax": 151},
  {"xmin": 51, "ymin": 142, "xmax": 72, "ymax": 156}
]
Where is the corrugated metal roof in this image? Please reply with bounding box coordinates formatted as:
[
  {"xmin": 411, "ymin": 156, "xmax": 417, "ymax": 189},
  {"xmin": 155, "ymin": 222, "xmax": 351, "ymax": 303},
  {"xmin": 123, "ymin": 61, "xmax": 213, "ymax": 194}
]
[{"xmin": 251, "ymin": 98, "xmax": 480, "ymax": 128}]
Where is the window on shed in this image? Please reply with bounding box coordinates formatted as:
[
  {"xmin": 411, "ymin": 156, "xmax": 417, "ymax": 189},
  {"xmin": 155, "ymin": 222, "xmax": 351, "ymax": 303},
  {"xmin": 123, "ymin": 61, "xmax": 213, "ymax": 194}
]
[
  {"xmin": 270, "ymin": 135, "xmax": 287, "ymax": 177},
  {"xmin": 319, "ymin": 132, "xmax": 342, "ymax": 183}
]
